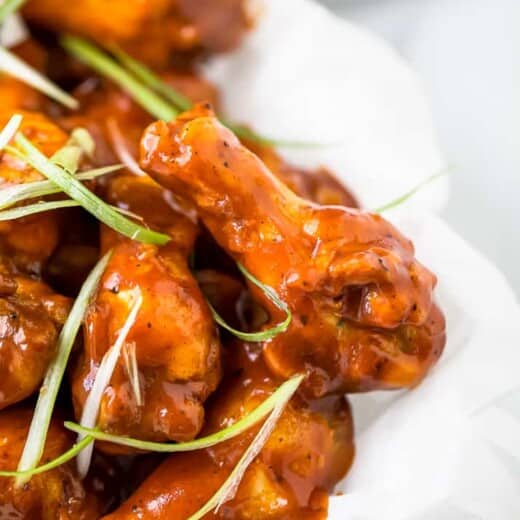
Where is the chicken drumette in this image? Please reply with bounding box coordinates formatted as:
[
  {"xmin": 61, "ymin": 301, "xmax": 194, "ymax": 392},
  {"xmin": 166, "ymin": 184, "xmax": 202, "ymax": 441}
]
[
  {"xmin": 104, "ymin": 341, "xmax": 354, "ymax": 519},
  {"xmin": 72, "ymin": 172, "xmax": 221, "ymax": 446},
  {"xmin": 140, "ymin": 105, "xmax": 446, "ymax": 397}
]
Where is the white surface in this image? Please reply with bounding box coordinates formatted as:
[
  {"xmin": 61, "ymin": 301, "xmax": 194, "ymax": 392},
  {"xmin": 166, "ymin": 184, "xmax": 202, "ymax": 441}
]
[
  {"xmin": 323, "ymin": 0, "xmax": 520, "ymax": 296},
  {"xmin": 206, "ymin": 0, "xmax": 520, "ymax": 518}
]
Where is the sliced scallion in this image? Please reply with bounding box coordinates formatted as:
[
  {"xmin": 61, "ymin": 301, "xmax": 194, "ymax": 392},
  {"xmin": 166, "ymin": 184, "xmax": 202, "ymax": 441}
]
[
  {"xmin": 0, "ymin": 436, "xmax": 93, "ymax": 478},
  {"xmin": 0, "ymin": 113, "xmax": 22, "ymax": 151},
  {"xmin": 61, "ymin": 35, "xmax": 177, "ymax": 121},
  {"xmin": 14, "ymin": 133, "xmax": 170, "ymax": 245},
  {"xmin": 0, "ymin": 199, "xmax": 80, "ymax": 220},
  {"xmin": 51, "ymin": 128, "xmax": 95, "ymax": 174},
  {"xmin": 0, "ymin": 47, "xmax": 78, "ymax": 109},
  {"xmin": 207, "ymin": 263, "xmax": 291, "ymax": 342},
  {"xmin": 0, "ymin": 165, "xmax": 123, "ymax": 210},
  {"xmin": 187, "ymin": 374, "xmax": 303, "ymax": 519},
  {"xmin": 15, "ymin": 252, "xmax": 111, "ymax": 486},
  {"xmin": 77, "ymin": 291, "xmax": 143, "ymax": 478},
  {"xmin": 122, "ymin": 342, "xmax": 142, "ymax": 406},
  {"xmin": 64, "ymin": 374, "xmax": 303, "ymax": 452},
  {"xmin": 0, "ymin": 0, "xmax": 26, "ymax": 25},
  {"xmin": 110, "ymin": 45, "xmax": 191, "ymax": 111},
  {"xmin": 373, "ymin": 172, "xmax": 447, "ymax": 214},
  {"xmin": 67, "ymin": 40, "xmax": 317, "ymax": 148}
]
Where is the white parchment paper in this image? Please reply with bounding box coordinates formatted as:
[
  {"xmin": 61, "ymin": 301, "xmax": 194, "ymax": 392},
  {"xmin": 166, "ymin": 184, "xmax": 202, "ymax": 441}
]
[{"xmin": 205, "ymin": 1, "xmax": 520, "ymax": 518}]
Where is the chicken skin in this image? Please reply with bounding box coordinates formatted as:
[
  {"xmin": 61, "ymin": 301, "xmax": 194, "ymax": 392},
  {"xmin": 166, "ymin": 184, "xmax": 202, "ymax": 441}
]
[
  {"xmin": 24, "ymin": 0, "xmax": 251, "ymax": 67},
  {"xmin": 0, "ymin": 408, "xmax": 108, "ymax": 519},
  {"xmin": 0, "ymin": 260, "xmax": 70, "ymax": 410},
  {"xmin": 72, "ymin": 173, "xmax": 220, "ymax": 447},
  {"xmin": 140, "ymin": 105, "xmax": 446, "ymax": 397},
  {"xmin": 104, "ymin": 341, "xmax": 354, "ymax": 519}
]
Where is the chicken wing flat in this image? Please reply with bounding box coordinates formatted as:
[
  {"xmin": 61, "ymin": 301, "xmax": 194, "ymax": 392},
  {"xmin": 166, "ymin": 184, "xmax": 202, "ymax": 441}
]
[
  {"xmin": 104, "ymin": 341, "xmax": 354, "ymax": 519},
  {"xmin": 72, "ymin": 173, "xmax": 220, "ymax": 447},
  {"xmin": 140, "ymin": 105, "xmax": 446, "ymax": 397}
]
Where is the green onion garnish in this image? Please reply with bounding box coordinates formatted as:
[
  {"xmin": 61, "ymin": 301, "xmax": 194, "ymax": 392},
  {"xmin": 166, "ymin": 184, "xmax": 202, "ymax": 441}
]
[
  {"xmin": 110, "ymin": 45, "xmax": 191, "ymax": 111},
  {"xmin": 187, "ymin": 374, "xmax": 303, "ymax": 519},
  {"xmin": 122, "ymin": 342, "xmax": 142, "ymax": 406},
  {"xmin": 373, "ymin": 172, "xmax": 447, "ymax": 214},
  {"xmin": 15, "ymin": 252, "xmax": 111, "ymax": 486},
  {"xmin": 64, "ymin": 374, "xmax": 303, "ymax": 452},
  {"xmin": 0, "ymin": 0, "xmax": 27, "ymax": 25},
  {"xmin": 111, "ymin": 44, "xmax": 316, "ymax": 148},
  {"xmin": 0, "ymin": 113, "xmax": 22, "ymax": 150},
  {"xmin": 51, "ymin": 128, "xmax": 95, "ymax": 174},
  {"xmin": 77, "ymin": 290, "xmax": 142, "ymax": 478},
  {"xmin": 61, "ymin": 36, "xmax": 177, "ymax": 121},
  {"xmin": 13, "ymin": 133, "xmax": 170, "ymax": 245},
  {"xmin": 0, "ymin": 436, "xmax": 93, "ymax": 478},
  {"xmin": 0, "ymin": 47, "xmax": 78, "ymax": 109},
  {"xmin": 207, "ymin": 263, "xmax": 291, "ymax": 342},
  {"xmin": 64, "ymin": 39, "xmax": 316, "ymax": 148},
  {"xmin": 0, "ymin": 199, "xmax": 80, "ymax": 220},
  {"xmin": 0, "ymin": 165, "xmax": 122, "ymax": 210}
]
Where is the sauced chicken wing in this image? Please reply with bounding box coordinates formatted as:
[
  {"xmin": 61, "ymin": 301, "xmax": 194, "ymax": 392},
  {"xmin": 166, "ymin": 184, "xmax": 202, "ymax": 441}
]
[
  {"xmin": 140, "ymin": 106, "xmax": 446, "ymax": 397},
  {"xmin": 0, "ymin": 110, "xmax": 69, "ymax": 274},
  {"xmin": 24, "ymin": 0, "xmax": 251, "ymax": 66},
  {"xmin": 72, "ymin": 173, "xmax": 220, "ymax": 447},
  {"xmin": 0, "ymin": 408, "xmax": 110, "ymax": 519},
  {"xmin": 0, "ymin": 261, "xmax": 70, "ymax": 410},
  {"xmin": 104, "ymin": 341, "xmax": 354, "ymax": 519}
]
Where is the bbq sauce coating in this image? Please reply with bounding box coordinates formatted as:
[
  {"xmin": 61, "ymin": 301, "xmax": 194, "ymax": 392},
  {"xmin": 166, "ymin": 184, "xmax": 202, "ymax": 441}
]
[
  {"xmin": 140, "ymin": 105, "xmax": 446, "ymax": 396},
  {"xmin": 104, "ymin": 342, "xmax": 354, "ymax": 519},
  {"xmin": 72, "ymin": 173, "xmax": 221, "ymax": 449}
]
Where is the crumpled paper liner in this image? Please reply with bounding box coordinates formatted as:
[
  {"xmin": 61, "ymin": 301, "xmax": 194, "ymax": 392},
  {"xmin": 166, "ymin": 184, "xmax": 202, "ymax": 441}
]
[{"xmin": 206, "ymin": 1, "xmax": 520, "ymax": 518}]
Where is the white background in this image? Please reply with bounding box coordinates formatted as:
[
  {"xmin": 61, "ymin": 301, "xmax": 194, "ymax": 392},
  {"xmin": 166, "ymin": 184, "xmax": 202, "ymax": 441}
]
[{"xmin": 321, "ymin": 0, "xmax": 520, "ymax": 296}]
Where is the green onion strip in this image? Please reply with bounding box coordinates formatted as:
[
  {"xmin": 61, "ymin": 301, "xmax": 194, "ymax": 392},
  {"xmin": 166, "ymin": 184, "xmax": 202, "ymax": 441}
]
[
  {"xmin": 0, "ymin": 165, "xmax": 122, "ymax": 210},
  {"xmin": 61, "ymin": 36, "xmax": 177, "ymax": 121},
  {"xmin": 14, "ymin": 133, "xmax": 169, "ymax": 245},
  {"xmin": 373, "ymin": 172, "xmax": 447, "ymax": 214},
  {"xmin": 0, "ymin": 0, "xmax": 27, "ymax": 24},
  {"xmin": 187, "ymin": 374, "xmax": 303, "ymax": 519},
  {"xmin": 0, "ymin": 113, "xmax": 22, "ymax": 150},
  {"xmin": 64, "ymin": 374, "xmax": 303, "ymax": 452},
  {"xmin": 207, "ymin": 263, "xmax": 291, "ymax": 342},
  {"xmin": 15, "ymin": 252, "xmax": 111, "ymax": 486},
  {"xmin": 76, "ymin": 291, "xmax": 143, "ymax": 478},
  {"xmin": 0, "ymin": 199, "xmax": 80, "ymax": 220},
  {"xmin": 0, "ymin": 437, "xmax": 93, "ymax": 478},
  {"xmin": 0, "ymin": 47, "xmax": 78, "ymax": 109}
]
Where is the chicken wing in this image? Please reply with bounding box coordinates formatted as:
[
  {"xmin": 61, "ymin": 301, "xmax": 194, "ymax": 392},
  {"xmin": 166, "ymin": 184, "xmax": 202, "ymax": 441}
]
[
  {"xmin": 72, "ymin": 173, "xmax": 220, "ymax": 447},
  {"xmin": 103, "ymin": 341, "xmax": 354, "ymax": 519},
  {"xmin": 0, "ymin": 110, "xmax": 69, "ymax": 274},
  {"xmin": 140, "ymin": 105, "xmax": 446, "ymax": 397},
  {"xmin": 0, "ymin": 408, "xmax": 112, "ymax": 519},
  {"xmin": 24, "ymin": 0, "xmax": 251, "ymax": 66},
  {"xmin": 0, "ymin": 260, "xmax": 70, "ymax": 410}
]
